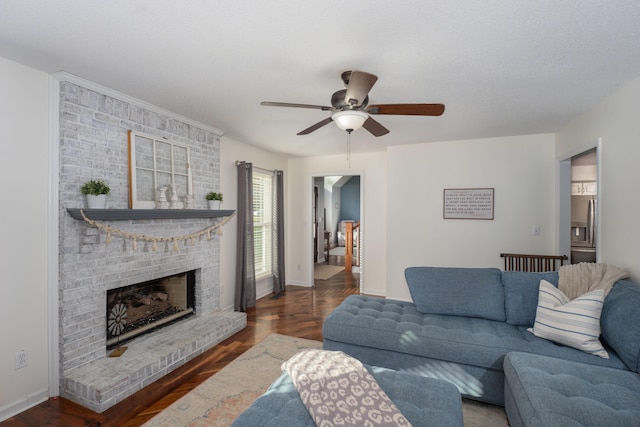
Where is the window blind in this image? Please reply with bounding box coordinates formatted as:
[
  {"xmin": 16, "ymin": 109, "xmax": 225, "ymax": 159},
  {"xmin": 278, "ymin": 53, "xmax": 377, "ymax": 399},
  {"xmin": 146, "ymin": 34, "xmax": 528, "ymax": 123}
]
[{"xmin": 253, "ymin": 170, "xmax": 273, "ymax": 278}]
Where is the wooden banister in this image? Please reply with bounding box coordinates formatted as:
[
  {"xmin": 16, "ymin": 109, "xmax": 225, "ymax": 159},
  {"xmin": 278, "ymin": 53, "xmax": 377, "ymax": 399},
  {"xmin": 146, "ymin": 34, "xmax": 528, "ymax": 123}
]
[
  {"xmin": 344, "ymin": 221, "xmax": 360, "ymax": 274},
  {"xmin": 500, "ymin": 253, "xmax": 568, "ymax": 272}
]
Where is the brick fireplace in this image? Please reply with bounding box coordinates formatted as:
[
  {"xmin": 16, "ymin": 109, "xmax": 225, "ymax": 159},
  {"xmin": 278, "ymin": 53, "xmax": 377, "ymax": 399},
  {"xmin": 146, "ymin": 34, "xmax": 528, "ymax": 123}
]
[{"xmin": 57, "ymin": 76, "xmax": 245, "ymax": 412}]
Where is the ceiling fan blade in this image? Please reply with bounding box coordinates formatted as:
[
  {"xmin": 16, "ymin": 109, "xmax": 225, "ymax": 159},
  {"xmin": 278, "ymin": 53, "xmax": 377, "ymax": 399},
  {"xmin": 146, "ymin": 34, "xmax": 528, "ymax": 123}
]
[
  {"xmin": 261, "ymin": 101, "xmax": 333, "ymax": 111},
  {"xmin": 367, "ymin": 103, "xmax": 445, "ymax": 116},
  {"xmin": 362, "ymin": 117, "xmax": 390, "ymax": 137},
  {"xmin": 344, "ymin": 71, "xmax": 378, "ymax": 107},
  {"xmin": 297, "ymin": 117, "xmax": 334, "ymax": 135}
]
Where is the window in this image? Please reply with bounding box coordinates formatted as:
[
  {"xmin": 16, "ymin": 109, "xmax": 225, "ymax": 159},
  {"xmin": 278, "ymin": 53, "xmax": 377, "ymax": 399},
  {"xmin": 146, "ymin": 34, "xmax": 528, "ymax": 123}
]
[{"xmin": 253, "ymin": 170, "xmax": 273, "ymax": 278}]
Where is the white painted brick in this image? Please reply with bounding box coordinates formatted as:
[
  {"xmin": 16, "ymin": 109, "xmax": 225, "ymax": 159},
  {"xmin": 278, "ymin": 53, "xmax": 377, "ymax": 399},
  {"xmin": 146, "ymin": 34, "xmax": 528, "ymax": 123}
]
[{"xmin": 57, "ymin": 80, "xmax": 238, "ymax": 412}]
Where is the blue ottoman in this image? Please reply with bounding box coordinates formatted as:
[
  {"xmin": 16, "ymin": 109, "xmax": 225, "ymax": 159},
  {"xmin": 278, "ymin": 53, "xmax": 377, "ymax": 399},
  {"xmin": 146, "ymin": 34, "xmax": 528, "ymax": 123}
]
[
  {"xmin": 231, "ymin": 365, "xmax": 463, "ymax": 427},
  {"xmin": 504, "ymin": 352, "xmax": 640, "ymax": 427}
]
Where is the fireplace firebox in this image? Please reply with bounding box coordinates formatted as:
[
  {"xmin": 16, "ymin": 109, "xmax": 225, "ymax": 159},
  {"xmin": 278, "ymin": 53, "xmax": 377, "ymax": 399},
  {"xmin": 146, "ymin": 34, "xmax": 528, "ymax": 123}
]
[{"xmin": 106, "ymin": 270, "xmax": 196, "ymax": 348}]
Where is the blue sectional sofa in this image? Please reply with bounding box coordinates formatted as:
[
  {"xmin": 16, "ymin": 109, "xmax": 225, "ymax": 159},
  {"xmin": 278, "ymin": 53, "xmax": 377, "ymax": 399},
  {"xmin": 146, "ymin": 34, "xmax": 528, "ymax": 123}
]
[{"xmin": 322, "ymin": 267, "xmax": 640, "ymax": 425}]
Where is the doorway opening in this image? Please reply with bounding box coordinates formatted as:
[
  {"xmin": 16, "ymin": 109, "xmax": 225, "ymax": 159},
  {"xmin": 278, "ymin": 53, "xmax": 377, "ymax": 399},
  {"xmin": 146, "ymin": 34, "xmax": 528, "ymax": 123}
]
[
  {"xmin": 569, "ymin": 148, "xmax": 598, "ymax": 264},
  {"xmin": 558, "ymin": 140, "xmax": 600, "ymax": 265},
  {"xmin": 311, "ymin": 173, "xmax": 363, "ymax": 292}
]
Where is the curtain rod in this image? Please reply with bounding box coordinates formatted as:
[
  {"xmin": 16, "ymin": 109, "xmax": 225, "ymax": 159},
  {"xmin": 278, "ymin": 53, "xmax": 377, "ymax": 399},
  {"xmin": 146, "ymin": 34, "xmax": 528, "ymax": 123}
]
[{"xmin": 235, "ymin": 160, "xmax": 279, "ymax": 174}]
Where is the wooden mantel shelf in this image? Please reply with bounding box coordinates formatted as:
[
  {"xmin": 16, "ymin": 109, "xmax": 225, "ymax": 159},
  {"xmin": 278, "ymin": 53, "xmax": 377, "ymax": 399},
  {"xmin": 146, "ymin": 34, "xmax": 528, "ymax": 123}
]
[{"xmin": 67, "ymin": 208, "xmax": 235, "ymax": 221}]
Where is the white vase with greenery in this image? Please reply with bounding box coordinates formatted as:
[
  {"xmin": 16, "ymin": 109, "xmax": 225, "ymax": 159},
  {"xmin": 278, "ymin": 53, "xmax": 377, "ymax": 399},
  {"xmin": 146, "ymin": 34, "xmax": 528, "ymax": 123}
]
[
  {"xmin": 81, "ymin": 179, "xmax": 111, "ymax": 209},
  {"xmin": 206, "ymin": 192, "xmax": 223, "ymax": 209}
]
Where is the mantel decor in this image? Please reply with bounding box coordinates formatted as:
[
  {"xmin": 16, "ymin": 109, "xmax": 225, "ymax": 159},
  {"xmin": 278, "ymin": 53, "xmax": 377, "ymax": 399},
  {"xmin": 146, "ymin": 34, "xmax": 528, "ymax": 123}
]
[
  {"xmin": 81, "ymin": 179, "xmax": 111, "ymax": 209},
  {"xmin": 107, "ymin": 303, "xmax": 128, "ymax": 357},
  {"xmin": 128, "ymin": 130, "xmax": 192, "ymax": 209},
  {"xmin": 206, "ymin": 192, "xmax": 223, "ymax": 210},
  {"xmin": 68, "ymin": 209, "xmax": 235, "ymax": 252},
  {"xmin": 443, "ymin": 188, "xmax": 494, "ymax": 220}
]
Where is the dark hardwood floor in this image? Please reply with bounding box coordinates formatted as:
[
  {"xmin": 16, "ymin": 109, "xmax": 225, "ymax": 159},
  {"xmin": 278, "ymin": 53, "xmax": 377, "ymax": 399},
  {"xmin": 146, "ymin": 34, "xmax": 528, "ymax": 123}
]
[{"xmin": 1, "ymin": 262, "xmax": 359, "ymax": 427}]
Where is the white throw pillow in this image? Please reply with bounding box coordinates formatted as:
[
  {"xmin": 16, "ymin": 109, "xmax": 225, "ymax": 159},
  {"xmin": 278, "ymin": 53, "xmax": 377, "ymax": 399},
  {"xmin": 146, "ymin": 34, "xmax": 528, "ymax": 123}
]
[{"xmin": 528, "ymin": 279, "xmax": 609, "ymax": 359}]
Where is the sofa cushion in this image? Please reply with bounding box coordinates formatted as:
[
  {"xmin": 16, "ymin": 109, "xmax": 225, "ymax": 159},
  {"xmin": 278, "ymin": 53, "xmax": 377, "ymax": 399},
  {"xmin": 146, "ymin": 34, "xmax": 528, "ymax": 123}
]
[
  {"xmin": 528, "ymin": 280, "xmax": 608, "ymax": 358},
  {"xmin": 323, "ymin": 296, "xmax": 627, "ymax": 372},
  {"xmin": 504, "ymin": 352, "xmax": 640, "ymax": 427},
  {"xmin": 405, "ymin": 267, "xmax": 505, "ymax": 321},
  {"xmin": 601, "ymin": 280, "xmax": 640, "ymax": 372},
  {"xmin": 502, "ymin": 271, "xmax": 559, "ymax": 326}
]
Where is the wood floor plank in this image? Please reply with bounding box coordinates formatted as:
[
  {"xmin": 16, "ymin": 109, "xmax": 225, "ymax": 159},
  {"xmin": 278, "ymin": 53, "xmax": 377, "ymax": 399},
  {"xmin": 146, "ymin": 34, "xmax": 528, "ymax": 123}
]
[{"xmin": 1, "ymin": 267, "xmax": 359, "ymax": 427}]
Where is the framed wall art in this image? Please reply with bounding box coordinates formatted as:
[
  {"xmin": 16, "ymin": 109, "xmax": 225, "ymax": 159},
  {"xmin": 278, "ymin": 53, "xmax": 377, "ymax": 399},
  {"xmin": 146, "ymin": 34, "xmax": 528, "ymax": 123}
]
[{"xmin": 443, "ymin": 188, "xmax": 494, "ymax": 220}]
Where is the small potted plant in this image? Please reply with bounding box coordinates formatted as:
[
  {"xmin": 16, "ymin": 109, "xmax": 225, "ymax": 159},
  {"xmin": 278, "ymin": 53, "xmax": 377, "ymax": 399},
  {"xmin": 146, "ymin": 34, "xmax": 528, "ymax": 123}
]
[
  {"xmin": 81, "ymin": 179, "xmax": 111, "ymax": 209},
  {"xmin": 206, "ymin": 192, "xmax": 223, "ymax": 209}
]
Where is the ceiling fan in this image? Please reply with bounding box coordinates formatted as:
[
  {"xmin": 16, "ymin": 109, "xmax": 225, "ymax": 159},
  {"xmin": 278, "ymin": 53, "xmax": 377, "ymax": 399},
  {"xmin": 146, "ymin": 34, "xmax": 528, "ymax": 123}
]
[{"xmin": 261, "ymin": 70, "xmax": 445, "ymax": 137}]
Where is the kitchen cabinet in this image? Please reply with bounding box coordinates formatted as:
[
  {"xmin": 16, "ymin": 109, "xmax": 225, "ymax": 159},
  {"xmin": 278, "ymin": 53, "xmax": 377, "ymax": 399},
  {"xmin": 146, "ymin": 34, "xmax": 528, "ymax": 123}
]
[
  {"xmin": 571, "ymin": 181, "xmax": 597, "ymax": 196},
  {"xmin": 571, "ymin": 183, "xmax": 582, "ymax": 195},
  {"xmin": 582, "ymin": 181, "xmax": 597, "ymax": 195}
]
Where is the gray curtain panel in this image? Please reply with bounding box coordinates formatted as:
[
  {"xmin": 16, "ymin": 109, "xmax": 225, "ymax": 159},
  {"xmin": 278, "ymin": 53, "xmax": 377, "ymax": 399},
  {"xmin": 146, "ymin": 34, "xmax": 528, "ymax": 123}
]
[
  {"xmin": 273, "ymin": 170, "xmax": 286, "ymax": 294},
  {"xmin": 235, "ymin": 162, "xmax": 256, "ymax": 312}
]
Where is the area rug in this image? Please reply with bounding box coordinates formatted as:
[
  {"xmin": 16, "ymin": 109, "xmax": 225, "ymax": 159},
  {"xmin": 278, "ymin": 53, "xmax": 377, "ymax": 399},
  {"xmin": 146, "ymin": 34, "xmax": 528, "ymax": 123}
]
[
  {"xmin": 142, "ymin": 333, "xmax": 322, "ymax": 427},
  {"xmin": 313, "ymin": 264, "xmax": 345, "ymax": 280},
  {"xmin": 143, "ymin": 333, "xmax": 508, "ymax": 427}
]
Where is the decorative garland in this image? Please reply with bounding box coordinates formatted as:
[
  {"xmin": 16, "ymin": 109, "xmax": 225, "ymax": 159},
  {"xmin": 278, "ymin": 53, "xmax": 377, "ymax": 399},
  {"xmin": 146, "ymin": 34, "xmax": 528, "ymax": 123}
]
[{"xmin": 79, "ymin": 209, "xmax": 236, "ymax": 252}]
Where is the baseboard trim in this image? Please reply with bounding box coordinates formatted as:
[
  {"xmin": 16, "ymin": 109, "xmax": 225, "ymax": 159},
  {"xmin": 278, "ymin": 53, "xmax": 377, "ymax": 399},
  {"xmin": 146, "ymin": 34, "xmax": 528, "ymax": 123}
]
[
  {"xmin": 0, "ymin": 388, "xmax": 48, "ymax": 422},
  {"xmin": 256, "ymin": 287, "xmax": 273, "ymax": 300},
  {"xmin": 363, "ymin": 289, "xmax": 386, "ymax": 297},
  {"xmin": 287, "ymin": 280, "xmax": 313, "ymax": 288}
]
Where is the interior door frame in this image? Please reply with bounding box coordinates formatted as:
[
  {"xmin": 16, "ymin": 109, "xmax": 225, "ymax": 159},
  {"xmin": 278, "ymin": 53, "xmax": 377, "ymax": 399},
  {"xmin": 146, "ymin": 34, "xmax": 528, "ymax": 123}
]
[
  {"xmin": 309, "ymin": 170, "xmax": 364, "ymax": 292},
  {"xmin": 557, "ymin": 137, "xmax": 602, "ymax": 263}
]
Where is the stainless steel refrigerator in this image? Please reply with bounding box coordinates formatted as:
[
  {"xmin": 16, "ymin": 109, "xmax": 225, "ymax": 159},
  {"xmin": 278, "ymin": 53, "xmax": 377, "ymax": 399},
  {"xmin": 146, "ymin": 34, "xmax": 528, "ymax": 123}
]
[{"xmin": 571, "ymin": 195, "xmax": 597, "ymax": 263}]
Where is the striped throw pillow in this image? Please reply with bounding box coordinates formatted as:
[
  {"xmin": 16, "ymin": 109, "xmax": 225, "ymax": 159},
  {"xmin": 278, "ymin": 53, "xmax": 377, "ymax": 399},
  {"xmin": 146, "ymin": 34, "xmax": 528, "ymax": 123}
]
[{"xmin": 528, "ymin": 280, "xmax": 609, "ymax": 359}]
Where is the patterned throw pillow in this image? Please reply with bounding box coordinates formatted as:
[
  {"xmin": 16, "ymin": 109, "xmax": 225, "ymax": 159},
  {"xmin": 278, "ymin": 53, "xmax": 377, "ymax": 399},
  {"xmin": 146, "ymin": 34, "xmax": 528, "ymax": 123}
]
[{"xmin": 528, "ymin": 280, "xmax": 609, "ymax": 359}]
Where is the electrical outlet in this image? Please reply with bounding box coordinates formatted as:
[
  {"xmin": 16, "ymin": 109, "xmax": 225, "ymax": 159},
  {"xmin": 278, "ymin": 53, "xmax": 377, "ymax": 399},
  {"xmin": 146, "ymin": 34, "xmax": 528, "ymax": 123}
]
[{"xmin": 14, "ymin": 350, "xmax": 28, "ymax": 370}]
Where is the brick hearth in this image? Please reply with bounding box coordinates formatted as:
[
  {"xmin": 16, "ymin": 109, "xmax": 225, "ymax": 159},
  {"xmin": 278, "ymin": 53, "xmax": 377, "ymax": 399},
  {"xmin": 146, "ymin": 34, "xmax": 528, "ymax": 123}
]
[{"xmin": 62, "ymin": 310, "xmax": 244, "ymax": 412}]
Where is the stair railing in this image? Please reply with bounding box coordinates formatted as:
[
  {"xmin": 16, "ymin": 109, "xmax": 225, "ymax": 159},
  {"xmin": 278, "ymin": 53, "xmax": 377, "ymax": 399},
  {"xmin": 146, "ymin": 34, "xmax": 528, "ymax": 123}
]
[
  {"xmin": 500, "ymin": 253, "xmax": 568, "ymax": 272},
  {"xmin": 345, "ymin": 221, "xmax": 360, "ymax": 273}
]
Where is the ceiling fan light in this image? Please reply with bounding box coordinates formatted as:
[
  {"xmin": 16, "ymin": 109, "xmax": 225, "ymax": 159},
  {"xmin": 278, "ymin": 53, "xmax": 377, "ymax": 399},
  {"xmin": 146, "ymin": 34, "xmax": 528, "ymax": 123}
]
[{"xmin": 331, "ymin": 110, "xmax": 368, "ymax": 132}]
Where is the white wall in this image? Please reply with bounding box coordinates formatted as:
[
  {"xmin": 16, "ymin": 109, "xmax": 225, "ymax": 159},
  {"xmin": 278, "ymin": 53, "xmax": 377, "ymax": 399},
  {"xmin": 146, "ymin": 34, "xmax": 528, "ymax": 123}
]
[
  {"xmin": 0, "ymin": 57, "xmax": 50, "ymax": 419},
  {"xmin": 219, "ymin": 136, "xmax": 289, "ymax": 310},
  {"xmin": 287, "ymin": 152, "xmax": 388, "ymax": 296},
  {"xmin": 556, "ymin": 75, "xmax": 640, "ymax": 280},
  {"xmin": 386, "ymin": 134, "xmax": 557, "ymax": 301}
]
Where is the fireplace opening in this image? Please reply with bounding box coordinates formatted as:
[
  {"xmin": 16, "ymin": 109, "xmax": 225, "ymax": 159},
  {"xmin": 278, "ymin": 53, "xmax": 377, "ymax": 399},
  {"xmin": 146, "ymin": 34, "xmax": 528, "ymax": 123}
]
[{"xmin": 106, "ymin": 270, "xmax": 196, "ymax": 349}]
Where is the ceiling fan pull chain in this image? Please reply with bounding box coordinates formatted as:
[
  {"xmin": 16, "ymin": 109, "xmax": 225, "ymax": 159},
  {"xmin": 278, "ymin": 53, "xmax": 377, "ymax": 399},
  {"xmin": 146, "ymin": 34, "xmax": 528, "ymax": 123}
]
[{"xmin": 346, "ymin": 130, "xmax": 352, "ymax": 168}]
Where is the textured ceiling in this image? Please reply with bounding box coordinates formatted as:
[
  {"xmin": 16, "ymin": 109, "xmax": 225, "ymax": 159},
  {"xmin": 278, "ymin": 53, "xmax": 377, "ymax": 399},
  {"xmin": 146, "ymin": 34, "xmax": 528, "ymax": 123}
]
[{"xmin": 1, "ymin": 1, "xmax": 640, "ymax": 157}]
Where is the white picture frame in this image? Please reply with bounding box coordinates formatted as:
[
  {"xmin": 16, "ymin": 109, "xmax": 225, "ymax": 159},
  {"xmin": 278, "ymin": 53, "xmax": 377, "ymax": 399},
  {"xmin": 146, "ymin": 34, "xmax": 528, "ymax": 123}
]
[{"xmin": 443, "ymin": 188, "xmax": 494, "ymax": 220}]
